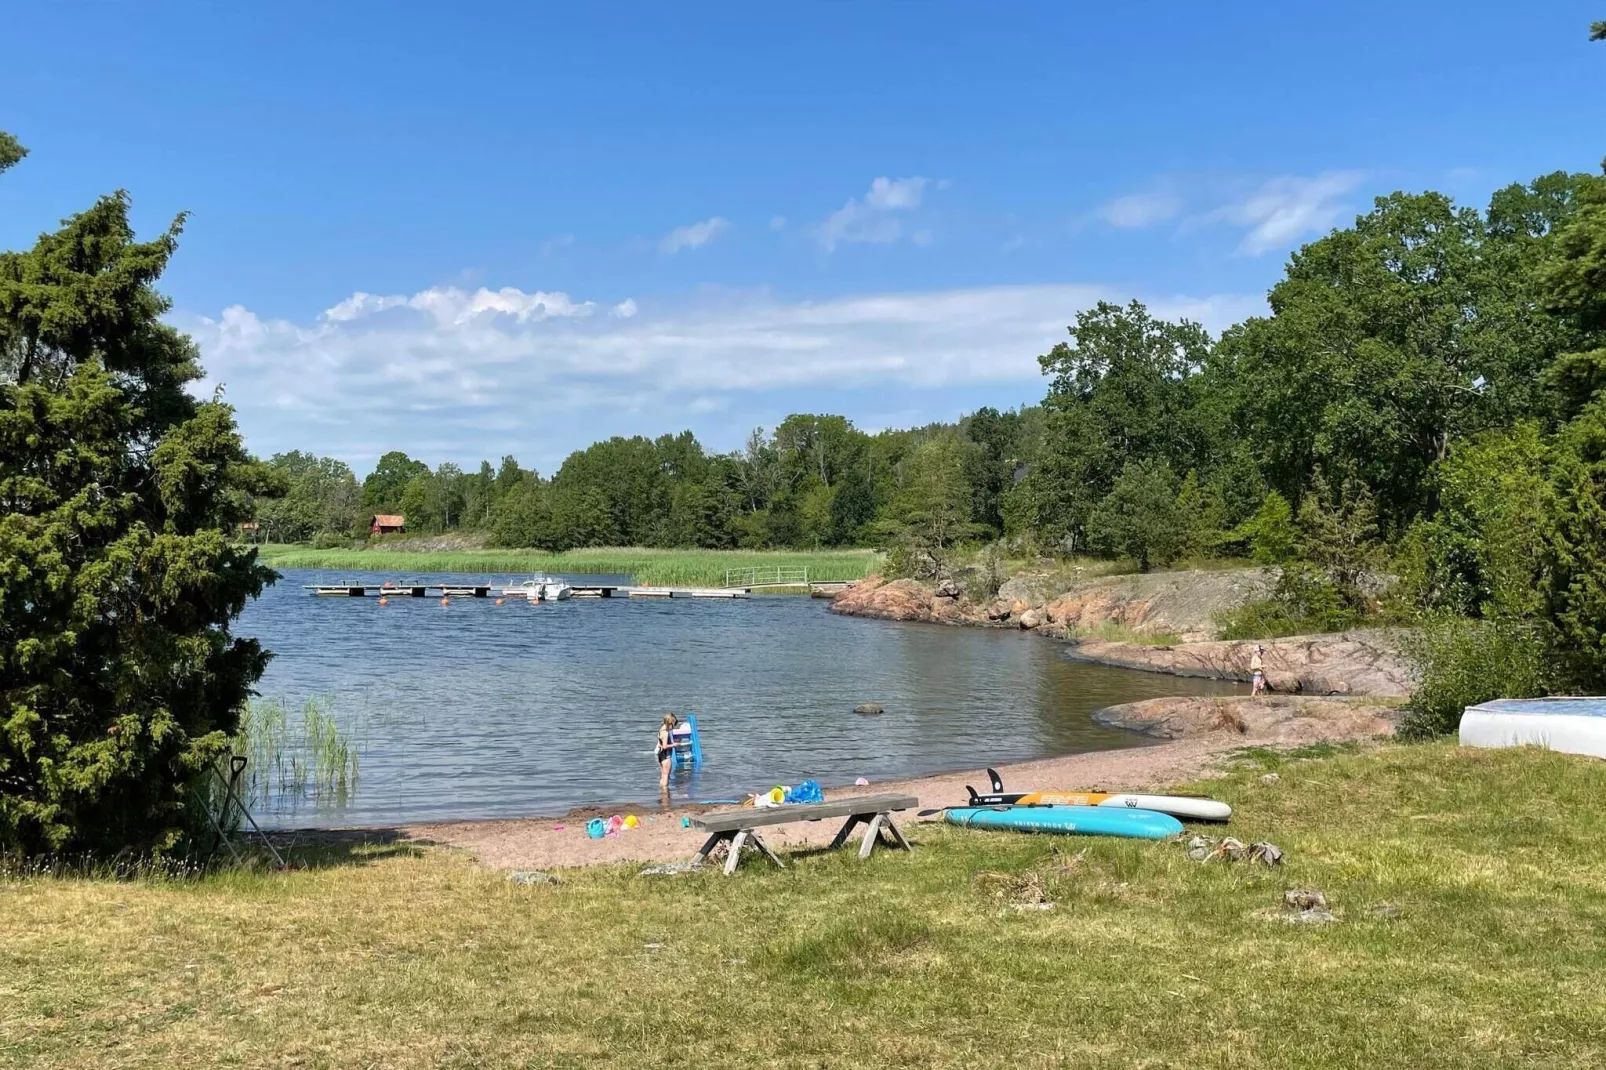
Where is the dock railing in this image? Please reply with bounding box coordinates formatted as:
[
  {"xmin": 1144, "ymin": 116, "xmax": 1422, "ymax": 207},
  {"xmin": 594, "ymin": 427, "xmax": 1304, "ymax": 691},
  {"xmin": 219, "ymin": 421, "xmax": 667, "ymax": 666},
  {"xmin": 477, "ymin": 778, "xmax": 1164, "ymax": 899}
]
[{"xmin": 724, "ymin": 566, "xmax": 809, "ymax": 588}]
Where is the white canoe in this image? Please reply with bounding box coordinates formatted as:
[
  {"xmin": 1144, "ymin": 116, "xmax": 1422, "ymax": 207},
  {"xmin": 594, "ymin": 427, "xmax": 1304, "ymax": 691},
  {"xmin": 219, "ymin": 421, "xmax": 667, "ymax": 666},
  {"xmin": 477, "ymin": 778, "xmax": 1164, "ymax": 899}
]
[{"xmin": 1460, "ymin": 697, "xmax": 1606, "ymax": 760}]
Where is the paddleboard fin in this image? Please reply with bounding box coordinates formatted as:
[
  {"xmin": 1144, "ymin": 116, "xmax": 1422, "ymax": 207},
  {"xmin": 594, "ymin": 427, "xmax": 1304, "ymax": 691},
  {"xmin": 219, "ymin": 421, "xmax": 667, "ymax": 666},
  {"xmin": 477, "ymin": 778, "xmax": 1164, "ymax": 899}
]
[{"xmin": 987, "ymin": 767, "xmax": 1003, "ymax": 793}]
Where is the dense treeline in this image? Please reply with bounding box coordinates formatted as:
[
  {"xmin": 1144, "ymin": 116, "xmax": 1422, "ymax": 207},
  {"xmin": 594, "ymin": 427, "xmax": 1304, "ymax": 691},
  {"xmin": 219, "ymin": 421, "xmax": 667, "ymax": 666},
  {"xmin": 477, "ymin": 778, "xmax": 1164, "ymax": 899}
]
[
  {"xmin": 260, "ymin": 411, "xmax": 1036, "ymax": 555},
  {"xmin": 266, "ymin": 156, "xmax": 1606, "ymax": 715}
]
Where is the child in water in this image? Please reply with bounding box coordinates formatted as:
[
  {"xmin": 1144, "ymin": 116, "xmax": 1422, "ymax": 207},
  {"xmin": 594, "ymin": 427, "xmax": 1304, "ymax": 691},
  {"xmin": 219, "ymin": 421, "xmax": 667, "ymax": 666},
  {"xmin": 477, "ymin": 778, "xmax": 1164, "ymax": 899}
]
[{"xmin": 656, "ymin": 714, "xmax": 678, "ymax": 787}]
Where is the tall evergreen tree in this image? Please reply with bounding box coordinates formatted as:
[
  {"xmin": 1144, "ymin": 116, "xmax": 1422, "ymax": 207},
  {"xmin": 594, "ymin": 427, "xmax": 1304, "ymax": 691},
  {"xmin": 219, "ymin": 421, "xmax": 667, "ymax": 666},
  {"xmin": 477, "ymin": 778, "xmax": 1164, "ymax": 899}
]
[{"xmin": 1, "ymin": 134, "xmax": 279, "ymax": 853}]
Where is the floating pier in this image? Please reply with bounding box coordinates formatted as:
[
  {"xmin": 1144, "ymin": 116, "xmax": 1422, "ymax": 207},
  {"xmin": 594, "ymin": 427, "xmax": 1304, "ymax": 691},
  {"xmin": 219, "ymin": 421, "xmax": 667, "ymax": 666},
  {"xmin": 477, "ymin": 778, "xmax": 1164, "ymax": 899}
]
[{"xmin": 303, "ymin": 583, "xmax": 748, "ymax": 599}]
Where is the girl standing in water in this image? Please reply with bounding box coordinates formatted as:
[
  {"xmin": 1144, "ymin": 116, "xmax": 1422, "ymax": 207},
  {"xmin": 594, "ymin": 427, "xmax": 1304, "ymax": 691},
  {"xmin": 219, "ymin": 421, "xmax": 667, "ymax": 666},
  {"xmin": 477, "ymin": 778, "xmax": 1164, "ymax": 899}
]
[{"xmin": 656, "ymin": 713, "xmax": 678, "ymax": 787}]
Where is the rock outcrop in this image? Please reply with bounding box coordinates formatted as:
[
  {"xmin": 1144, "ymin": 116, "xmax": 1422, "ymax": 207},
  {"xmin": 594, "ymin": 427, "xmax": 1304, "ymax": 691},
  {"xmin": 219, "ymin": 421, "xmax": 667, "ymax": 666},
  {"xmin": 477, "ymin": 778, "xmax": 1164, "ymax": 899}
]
[
  {"xmin": 1034, "ymin": 570, "xmax": 1275, "ymax": 641},
  {"xmin": 830, "ymin": 568, "xmax": 1276, "ymax": 640},
  {"xmin": 829, "ymin": 571, "xmax": 1413, "ymax": 698},
  {"xmin": 1092, "ymin": 694, "xmax": 1400, "ymax": 744},
  {"xmin": 1066, "ymin": 630, "xmax": 1414, "ymax": 698}
]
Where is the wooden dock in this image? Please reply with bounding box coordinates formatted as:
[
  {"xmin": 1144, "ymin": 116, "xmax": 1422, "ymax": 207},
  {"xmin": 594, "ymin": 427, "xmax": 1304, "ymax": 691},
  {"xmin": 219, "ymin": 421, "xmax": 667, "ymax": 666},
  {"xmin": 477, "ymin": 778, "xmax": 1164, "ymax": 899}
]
[{"xmin": 303, "ymin": 583, "xmax": 747, "ymax": 600}]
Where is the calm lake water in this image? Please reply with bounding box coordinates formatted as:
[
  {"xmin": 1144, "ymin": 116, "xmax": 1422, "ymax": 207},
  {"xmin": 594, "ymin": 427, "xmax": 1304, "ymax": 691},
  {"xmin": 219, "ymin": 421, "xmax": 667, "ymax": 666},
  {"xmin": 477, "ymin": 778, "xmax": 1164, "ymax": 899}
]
[{"xmin": 238, "ymin": 569, "xmax": 1243, "ymax": 827}]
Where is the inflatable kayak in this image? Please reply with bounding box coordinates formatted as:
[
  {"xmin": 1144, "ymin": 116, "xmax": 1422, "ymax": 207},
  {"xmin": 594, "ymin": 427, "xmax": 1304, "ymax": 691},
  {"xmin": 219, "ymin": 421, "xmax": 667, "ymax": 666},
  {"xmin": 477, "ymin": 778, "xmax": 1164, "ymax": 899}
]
[{"xmin": 945, "ymin": 805, "xmax": 1183, "ymax": 840}]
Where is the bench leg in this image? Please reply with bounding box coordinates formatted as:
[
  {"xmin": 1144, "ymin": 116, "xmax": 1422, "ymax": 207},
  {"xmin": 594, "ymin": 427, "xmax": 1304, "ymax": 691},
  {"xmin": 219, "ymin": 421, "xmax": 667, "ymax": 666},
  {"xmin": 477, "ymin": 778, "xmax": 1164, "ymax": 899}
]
[
  {"xmin": 692, "ymin": 832, "xmax": 727, "ymax": 864},
  {"xmin": 748, "ymin": 830, "xmax": 785, "ymax": 869},
  {"xmin": 858, "ymin": 813, "xmax": 885, "ymax": 860},
  {"xmin": 881, "ymin": 813, "xmax": 913, "ymax": 851},
  {"xmin": 724, "ymin": 830, "xmax": 749, "ymax": 876},
  {"xmin": 828, "ymin": 814, "xmax": 864, "ymax": 851}
]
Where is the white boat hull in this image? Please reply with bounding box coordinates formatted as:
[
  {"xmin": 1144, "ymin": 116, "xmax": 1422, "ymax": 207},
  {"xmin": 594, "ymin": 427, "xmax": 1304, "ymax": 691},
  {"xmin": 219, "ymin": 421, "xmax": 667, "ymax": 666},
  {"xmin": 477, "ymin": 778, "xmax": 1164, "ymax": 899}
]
[{"xmin": 1461, "ymin": 698, "xmax": 1606, "ymax": 760}]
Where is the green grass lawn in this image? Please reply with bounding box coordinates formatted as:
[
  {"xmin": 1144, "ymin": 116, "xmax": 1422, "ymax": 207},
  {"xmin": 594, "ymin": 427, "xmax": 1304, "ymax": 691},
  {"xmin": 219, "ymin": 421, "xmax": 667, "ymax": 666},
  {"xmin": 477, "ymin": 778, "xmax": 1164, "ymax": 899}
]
[
  {"xmin": 252, "ymin": 545, "xmax": 886, "ymax": 587},
  {"xmin": 6, "ymin": 741, "xmax": 1606, "ymax": 1068}
]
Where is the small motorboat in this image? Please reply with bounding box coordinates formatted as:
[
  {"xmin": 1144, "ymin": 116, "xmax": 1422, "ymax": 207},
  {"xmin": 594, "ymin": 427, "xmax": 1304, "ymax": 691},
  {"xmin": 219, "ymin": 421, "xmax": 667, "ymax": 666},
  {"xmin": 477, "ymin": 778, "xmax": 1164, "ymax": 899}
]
[{"xmin": 501, "ymin": 576, "xmax": 573, "ymax": 602}]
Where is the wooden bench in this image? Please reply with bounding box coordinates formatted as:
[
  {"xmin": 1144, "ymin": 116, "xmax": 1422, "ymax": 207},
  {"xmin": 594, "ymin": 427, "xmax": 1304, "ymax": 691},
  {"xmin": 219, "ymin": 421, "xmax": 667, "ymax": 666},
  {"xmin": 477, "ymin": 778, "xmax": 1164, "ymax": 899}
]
[{"xmin": 690, "ymin": 792, "xmax": 918, "ymax": 875}]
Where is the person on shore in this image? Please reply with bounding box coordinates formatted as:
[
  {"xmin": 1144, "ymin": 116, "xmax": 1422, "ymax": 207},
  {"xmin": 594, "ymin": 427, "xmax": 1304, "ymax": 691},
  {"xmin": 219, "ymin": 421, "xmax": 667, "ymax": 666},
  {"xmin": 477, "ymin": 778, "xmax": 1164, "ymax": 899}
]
[
  {"xmin": 1249, "ymin": 644, "xmax": 1267, "ymax": 697},
  {"xmin": 656, "ymin": 714, "xmax": 678, "ymax": 787}
]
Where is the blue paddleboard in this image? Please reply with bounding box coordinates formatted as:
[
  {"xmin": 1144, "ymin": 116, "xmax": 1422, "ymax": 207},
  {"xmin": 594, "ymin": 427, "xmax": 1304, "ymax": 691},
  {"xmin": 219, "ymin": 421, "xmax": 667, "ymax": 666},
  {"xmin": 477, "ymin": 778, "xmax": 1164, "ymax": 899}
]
[{"xmin": 944, "ymin": 805, "xmax": 1183, "ymax": 840}]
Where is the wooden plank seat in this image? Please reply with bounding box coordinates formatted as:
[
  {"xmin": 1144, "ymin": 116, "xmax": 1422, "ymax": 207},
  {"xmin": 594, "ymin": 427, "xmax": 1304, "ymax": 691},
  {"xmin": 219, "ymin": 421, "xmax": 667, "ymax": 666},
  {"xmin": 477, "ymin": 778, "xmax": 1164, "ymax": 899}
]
[{"xmin": 689, "ymin": 792, "xmax": 918, "ymax": 875}]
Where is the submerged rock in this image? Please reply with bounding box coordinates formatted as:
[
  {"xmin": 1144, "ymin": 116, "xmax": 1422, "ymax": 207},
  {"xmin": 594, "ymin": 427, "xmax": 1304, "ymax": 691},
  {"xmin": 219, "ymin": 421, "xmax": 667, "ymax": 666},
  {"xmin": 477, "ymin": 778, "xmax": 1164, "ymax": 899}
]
[{"xmin": 853, "ymin": 703, "xmax": 885, "ymax": 716}]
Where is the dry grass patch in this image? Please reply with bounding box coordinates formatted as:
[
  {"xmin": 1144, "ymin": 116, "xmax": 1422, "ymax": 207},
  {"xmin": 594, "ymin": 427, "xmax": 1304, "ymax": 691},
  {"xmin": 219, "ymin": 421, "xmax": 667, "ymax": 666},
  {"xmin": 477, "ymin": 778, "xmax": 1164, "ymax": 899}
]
[{"xmin": 6, "ymin": 743, "xmax": 1606, "ymax": 1068}]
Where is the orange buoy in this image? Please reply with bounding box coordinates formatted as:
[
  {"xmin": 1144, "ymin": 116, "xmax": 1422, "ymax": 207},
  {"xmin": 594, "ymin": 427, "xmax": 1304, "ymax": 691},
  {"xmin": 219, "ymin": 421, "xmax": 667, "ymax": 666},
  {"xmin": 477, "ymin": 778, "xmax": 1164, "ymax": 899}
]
[
  {"xmin": 378, "ymin": 596, "xmax": 389, "ymax": 606},
  {"xmin": 440, "ymin": 596, "xmax": 450, "ymax": 606},
  {"xmin": 495, "ymin": 597, "xmax": 504, "ymax": 606}
]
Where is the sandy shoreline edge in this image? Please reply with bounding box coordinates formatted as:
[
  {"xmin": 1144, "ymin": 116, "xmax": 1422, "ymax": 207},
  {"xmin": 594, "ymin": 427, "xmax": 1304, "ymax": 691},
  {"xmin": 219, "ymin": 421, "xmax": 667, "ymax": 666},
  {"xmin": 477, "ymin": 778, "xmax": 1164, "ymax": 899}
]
[{"xmin": 373, "ymin": 695, "xmax": 1397, "ymax": 871}]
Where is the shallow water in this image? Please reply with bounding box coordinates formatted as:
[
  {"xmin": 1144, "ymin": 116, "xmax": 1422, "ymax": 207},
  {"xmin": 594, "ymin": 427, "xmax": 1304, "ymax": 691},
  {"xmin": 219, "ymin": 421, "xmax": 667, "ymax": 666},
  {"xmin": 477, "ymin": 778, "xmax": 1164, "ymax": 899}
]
[{"xmin": 239, "ymin": 569, "xmax": 1243, "ymax": 827}]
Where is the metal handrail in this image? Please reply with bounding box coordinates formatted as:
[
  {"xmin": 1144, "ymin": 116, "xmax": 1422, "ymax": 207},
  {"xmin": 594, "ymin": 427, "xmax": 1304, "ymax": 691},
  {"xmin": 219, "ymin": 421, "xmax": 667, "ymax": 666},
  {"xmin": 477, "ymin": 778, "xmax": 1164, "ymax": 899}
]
[{"xmin": 723, "ymin": 566, "xmax": 810, "ymax": 588}]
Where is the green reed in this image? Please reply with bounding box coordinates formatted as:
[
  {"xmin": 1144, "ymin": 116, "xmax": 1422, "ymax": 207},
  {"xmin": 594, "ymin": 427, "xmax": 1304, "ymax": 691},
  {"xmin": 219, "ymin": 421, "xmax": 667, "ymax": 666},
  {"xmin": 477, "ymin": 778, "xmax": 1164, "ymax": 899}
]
[
  {"xmin": 253, "ymin": 545, "xmax": 885, "ymax": 587},
  {"xmin": 230, "ymin": 695, "xmax": 360, "ymax": 810}
]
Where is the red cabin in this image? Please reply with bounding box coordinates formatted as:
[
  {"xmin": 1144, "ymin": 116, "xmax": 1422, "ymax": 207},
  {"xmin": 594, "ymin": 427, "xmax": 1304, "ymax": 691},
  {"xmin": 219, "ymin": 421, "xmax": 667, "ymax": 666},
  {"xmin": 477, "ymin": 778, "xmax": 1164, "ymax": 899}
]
[{"xmin": 370, "ymin": 513, "xmax": 406, "ymax": 536}]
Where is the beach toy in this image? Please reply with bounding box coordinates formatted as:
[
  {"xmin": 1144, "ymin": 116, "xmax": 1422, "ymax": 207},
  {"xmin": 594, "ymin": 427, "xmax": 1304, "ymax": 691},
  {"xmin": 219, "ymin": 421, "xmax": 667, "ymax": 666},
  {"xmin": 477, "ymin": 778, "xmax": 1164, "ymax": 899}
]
[
  {"xmin": 855, "ymin": 777, "xmax": 869, "ymax": 786},
  {"xmin": 605, "ymin": 815, "xmax": 625, "ymax": 835},
  {"xmin": 785, "ymin": 780, "xmax": 824, "ymax": 804},
  {"xmin": 769, "ymin": 786, "xmax": 786, "ymax": 805},
  {"xmin": 586, "ymin": 818, "xmax": 606, "ymax": 839},
  {"xmin": 624, "ymin": 814, "xmax": 639, "ymax": 829},
  {"xmin": 552, "ymin": 824, "xmax": 565, "ymax": 831},
  {"xmin": 681, "ymin": 816, "xmax": 690, "ymax": 828},
  {"xmin": 670, "ymin": 713, "xmax": 704, "ymax": 770}
]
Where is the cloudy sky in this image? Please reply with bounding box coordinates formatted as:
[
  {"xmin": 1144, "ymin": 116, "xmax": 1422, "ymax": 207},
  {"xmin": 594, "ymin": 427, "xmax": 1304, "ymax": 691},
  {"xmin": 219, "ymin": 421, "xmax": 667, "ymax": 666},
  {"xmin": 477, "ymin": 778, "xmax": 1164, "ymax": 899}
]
[{"xmin": 3, "ymin": 3, "xmax": 1601, "ymax": 475}]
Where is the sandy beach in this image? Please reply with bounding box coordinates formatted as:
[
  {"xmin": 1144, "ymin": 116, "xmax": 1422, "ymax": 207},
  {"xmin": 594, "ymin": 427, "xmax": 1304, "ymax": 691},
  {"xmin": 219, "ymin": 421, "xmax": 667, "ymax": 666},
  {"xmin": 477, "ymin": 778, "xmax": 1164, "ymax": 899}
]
[{"xmin": 400, "ymin": 694, "xmax": 1399, "ymax": 870}]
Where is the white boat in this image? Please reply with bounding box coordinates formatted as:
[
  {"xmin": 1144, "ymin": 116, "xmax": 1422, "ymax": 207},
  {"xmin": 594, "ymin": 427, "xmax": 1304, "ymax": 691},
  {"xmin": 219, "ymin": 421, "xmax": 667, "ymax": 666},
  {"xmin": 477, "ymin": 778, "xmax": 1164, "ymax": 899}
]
[
  {"xmin": 1460, "ymin": 697, "xmax": 1606, "ymax": 760},
  {"xmin": 501, "ymin": 576, "xmax": 573, "ymax": 602}
]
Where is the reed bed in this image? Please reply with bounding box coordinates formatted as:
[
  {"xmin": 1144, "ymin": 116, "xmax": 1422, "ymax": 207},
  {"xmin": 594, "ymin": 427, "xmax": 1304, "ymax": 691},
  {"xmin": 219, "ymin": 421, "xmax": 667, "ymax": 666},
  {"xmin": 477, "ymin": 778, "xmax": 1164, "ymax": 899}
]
[
  {"xmin": 227, "ymin": 696, "xmax": 360, "ymax": 811},
  {"xmin": 253, "ymin": 545, "xmax": 885, "ymax": 587}
]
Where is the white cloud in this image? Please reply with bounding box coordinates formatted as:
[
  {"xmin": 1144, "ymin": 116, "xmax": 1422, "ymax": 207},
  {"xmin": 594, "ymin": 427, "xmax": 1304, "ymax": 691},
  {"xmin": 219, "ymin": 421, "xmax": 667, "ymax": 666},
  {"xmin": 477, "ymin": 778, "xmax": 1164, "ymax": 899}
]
[
  {"xmin": 186, "ymin": 281, "xmax": 1260, "ymax": 470},
  {"xmin": 1211, "ymin": 172, "xmax": 1364, "ymax": 255},
  {"xmin": 1100, "ymin": 191, "xmax": 1183, "ymax": 229},
  {"xmin": 660, "ymin": 216, "xmax": 731, "ymax": 254},
  {"xmin": 769, "ymin": 215, "xmax": 787, "ymax": 230},
  {"xmin": 814, "ymin": 176, "xmax": 930, "ymax": 251}
]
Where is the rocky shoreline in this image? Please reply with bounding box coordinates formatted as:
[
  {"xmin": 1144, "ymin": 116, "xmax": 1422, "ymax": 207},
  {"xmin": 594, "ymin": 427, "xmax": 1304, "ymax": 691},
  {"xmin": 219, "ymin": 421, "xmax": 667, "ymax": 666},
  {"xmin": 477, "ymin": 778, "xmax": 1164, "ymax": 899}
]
[{"xmin": 830, "ymin": 571, "xmax": 1415, "ymax": 698}]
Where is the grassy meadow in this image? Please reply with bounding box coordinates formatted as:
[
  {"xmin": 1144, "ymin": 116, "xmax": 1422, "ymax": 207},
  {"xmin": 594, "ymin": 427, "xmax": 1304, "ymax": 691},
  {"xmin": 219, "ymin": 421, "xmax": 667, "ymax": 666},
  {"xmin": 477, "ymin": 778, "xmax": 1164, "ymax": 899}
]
[
  {"xmin": 252, "ymin": 544, "xmax": 885, "ymax": 587},
  {"xmin": 7, "ymin": 741, "xmax": 1606, "ymax": 1068}
]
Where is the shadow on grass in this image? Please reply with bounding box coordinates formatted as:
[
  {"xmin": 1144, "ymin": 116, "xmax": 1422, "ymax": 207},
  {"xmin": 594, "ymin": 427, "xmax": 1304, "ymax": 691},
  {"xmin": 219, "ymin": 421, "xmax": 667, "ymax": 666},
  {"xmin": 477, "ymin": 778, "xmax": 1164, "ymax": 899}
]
[{"xmin": 260, "ymin": 827, "xmax": 440, "ymax": 871}]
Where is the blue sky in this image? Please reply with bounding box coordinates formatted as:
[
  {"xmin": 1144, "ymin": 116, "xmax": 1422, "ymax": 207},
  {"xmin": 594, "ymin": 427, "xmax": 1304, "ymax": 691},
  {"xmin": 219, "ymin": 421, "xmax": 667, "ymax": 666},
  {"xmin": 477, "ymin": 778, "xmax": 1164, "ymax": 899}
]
[{"xmin": 3, "ymin": 3, "xmax": 1602, "ymax": 475}]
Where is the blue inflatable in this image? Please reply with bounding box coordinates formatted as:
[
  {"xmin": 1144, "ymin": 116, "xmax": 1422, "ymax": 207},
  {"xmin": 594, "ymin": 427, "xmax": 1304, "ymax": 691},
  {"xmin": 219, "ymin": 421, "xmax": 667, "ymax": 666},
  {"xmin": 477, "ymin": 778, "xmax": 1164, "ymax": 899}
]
[{"xmin": 671, "ymin": 713, "xmax": 703, "ymax": 769}]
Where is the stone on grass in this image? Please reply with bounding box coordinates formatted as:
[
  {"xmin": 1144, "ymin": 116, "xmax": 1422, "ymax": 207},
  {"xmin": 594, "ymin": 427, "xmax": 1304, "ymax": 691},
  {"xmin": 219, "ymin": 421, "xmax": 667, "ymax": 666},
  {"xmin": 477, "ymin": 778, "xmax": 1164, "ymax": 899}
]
[
  {"xmin": 639, "ymin": 860, "xmax": 704, "ymax": 877},
  {"xmin": 1279, "ymin": 888, "xmax": 1337, "ymax": 924},
  {"xmin": 508, "ymin": 870, "xmax": 561, "ymax": 885},
  {"xmin": 1258, "ymin": 773, "xmax": 1281, "ymax": 785}
]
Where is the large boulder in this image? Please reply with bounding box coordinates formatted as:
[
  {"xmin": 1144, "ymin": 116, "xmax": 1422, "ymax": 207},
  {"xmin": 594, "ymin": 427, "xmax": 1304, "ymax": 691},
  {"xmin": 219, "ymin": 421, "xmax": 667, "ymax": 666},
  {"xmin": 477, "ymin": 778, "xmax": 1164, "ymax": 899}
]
[{"xmin": 828, "ymin": 576, "xmax": 935, "ymax": 622}]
